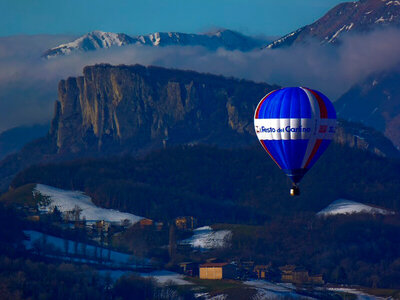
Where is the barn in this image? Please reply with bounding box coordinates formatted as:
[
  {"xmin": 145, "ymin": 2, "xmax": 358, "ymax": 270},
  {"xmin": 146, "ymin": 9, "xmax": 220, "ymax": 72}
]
[{"xmin": 199, "ymin": 263, "xmax": 236, "ymax": 280}]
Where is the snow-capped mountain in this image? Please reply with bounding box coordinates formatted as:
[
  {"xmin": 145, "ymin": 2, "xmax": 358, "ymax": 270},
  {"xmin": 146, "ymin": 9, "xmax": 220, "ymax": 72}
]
[
  {"xmin": 42, "ymin": 31, "xmax": 136, "ymax": 58},
  {"xmin": 43, "ymin": 29, "xmax": 269, "ymax": 58},
  {"xmin": 267, "ymin": 0, "xmax": 400, "ymax": 48},
  {"xmin": 317, "ymin": 199, "xmax": 394, "ymax": 216}
]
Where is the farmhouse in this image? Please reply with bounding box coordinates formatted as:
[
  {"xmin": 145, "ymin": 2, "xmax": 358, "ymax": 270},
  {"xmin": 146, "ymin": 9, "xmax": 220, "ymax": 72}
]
[
  {"xmin": 280, "ymin": 265, "xmax": 324, "ymax": 285},
  {"xmin": 175, "ymin": 216, "xmax": 197, "ymax": 230},
  {"xmin": 199, "ymin": 263, "xmax": 236, "ymax": 280},
  {"xmin": 254, "ymin": 264, "xmax": 271, "ymax": 279},
  {"xmin": 139, "ymin": 218, "xmax": 153, "ymax": 228}
]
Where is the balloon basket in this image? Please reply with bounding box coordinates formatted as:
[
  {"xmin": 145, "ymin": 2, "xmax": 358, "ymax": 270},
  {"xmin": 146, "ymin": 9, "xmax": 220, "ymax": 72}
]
[{"xmin": 290, "ymin": 185, "xmax": 300, "ymax": 196}]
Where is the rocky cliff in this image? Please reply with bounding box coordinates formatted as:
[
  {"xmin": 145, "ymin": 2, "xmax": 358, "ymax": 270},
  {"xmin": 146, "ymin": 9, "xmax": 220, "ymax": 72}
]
[
  {"xmin": 50, "ymin": 64, "xmax": 399, "ymax": 157},
  {"xmin": 50, "ymin": 64, "xmax": 277, "ymax": 154}
]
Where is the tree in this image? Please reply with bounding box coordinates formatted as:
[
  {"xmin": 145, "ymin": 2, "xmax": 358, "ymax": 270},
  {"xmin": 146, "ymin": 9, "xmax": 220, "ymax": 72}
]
[{"xmin": 168, "ymin": 224, "xmax": 176, "ymax": 264}]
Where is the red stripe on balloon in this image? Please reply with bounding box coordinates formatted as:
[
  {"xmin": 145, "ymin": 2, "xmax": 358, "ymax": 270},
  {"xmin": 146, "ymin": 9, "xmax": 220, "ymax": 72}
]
[
  {"xmin": 260, "ymin": 140, "xmax": 282, "ymax": 169},
  {"xmin": 304, "ymin": 139, "xmax": 322, "ymax": 168},
  {"xmin": 255, "ymin": 89, "xmax": 278, "ymax": 119},
  {"xmin": 304, "ymin": 88, "xmax": 328, "ymax": 119}
]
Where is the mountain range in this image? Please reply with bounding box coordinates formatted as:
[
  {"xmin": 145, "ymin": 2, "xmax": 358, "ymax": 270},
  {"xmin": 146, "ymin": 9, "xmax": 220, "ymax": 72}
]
[
  {"xmin": 266, "ymin": 0, "xmax": 400, "ymax": 48},
  {"xmin": 44, "ymin": 0, "xmax": 400, "ymax": 58},
  {"xmin": 43, "ymin": 29, "xmax": 270, "ymax": 58}
]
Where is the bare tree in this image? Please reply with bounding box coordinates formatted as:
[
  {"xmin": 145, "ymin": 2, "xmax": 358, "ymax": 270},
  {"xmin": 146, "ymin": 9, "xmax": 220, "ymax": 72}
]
[{"xmin": 168, "ymin": 224, "xmax": 176, "ymax": 264}]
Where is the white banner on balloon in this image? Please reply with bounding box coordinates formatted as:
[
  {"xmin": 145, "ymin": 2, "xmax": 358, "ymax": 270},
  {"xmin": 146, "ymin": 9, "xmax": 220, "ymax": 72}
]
[{"xmin": 254, "ymin": 118, "xmax": 337, "ymax": 140}]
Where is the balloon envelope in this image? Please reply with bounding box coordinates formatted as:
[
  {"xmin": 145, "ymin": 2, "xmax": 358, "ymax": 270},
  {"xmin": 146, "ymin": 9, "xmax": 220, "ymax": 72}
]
[{"xmin": 254, "ymin": 87, "xmax": 337, "ymax": 184}]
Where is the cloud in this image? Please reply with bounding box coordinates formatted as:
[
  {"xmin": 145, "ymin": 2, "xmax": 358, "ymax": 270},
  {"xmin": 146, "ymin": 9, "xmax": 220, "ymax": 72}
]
[{"xmin": 1, "ymin": 28, "xmax": 400, "ymax": 132}]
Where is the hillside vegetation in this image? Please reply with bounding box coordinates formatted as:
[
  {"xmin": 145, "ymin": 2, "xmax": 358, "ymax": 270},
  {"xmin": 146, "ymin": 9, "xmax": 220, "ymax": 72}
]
[{"xmin": 10, "ymin": 144, "xmax": 400, "ymax": 223}]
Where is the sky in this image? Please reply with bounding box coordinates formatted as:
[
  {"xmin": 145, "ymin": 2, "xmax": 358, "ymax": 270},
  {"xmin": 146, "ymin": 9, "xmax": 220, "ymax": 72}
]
[{"xmin": 1, "ymin": 0, "xmax": 347, "ymax": 37}]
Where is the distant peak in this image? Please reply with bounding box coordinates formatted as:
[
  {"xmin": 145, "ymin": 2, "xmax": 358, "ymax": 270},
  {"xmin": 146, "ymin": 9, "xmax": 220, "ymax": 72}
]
[{"xmin": 205, "ymin": 28, "xmax": 238, "ymax": 36}]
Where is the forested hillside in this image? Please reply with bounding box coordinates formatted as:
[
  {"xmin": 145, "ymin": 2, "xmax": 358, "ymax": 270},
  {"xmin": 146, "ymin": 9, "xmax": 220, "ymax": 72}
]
[{"xmin": 11, "ymin": 143, "xmax": 400, "ymax": 222}]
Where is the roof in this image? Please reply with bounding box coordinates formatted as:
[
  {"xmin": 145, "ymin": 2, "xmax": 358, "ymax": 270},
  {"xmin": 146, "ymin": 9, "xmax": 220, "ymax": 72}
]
[
  {"xmin": 254, "ymin": 265, "xmax": 271, "ymax": 270},
  {"xmin": 179, "ymin": 262, "xmax": 197, "ymax": 266},
  {"xmin": 200, "ymin": 263, "xmax": 229, "ymax": 268},
  {"xmin": 279, "ymin": 265, "xmax": 296, "ymax": 271}
]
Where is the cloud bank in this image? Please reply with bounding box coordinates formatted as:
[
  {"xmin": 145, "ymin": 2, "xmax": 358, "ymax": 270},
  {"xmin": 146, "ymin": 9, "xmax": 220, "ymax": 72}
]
[{"xmin": 1, "ymin": 28, "xmax": 400, "ymax": 132}]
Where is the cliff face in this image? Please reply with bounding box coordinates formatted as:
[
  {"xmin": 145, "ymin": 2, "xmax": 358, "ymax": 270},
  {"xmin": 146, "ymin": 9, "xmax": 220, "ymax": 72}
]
[
  {"xmin": 51, "ymin": 64, "xmax": 399, "ymax": 158},
  {"xmin": 334, "ymin": 119, "xmax": 400, "ymax": 158},
  {"xmin": 51, "ymin": 64, "xmax": 277, "ymax": 154}
]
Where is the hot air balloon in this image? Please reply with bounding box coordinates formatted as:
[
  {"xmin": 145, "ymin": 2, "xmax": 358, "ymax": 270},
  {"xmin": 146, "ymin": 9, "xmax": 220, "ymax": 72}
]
[{"xmin": 254, "ymin": 87, "xmax": 337, "ymax": 196}]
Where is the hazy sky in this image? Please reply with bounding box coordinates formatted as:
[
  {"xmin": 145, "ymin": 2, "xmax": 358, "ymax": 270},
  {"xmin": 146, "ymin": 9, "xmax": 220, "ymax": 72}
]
[{"xmin": 2, "ymin": 0, "xmax": 347, "ymax": 37}]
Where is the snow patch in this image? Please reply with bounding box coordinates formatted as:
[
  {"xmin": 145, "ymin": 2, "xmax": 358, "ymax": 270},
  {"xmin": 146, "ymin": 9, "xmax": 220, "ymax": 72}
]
[
  {"xmin": 371, "ymin": 107, "xmax": 379, "ymax": 115},
  {"xmin": 328, "ymin": 25, "xmax": 347, "ymax": 43},
  {"xmin": 375, "ymin": 17, "xmax": 387, "ymax": 23},
  {"xmin": 386, "ymin": 1, "xmax": 400, "ymax": 6},
  {"xmin": 244, "ymin": 280, "xmax": 314, "ymax": 299},
  {"xmin": 140, "ymin": 270, "xmax": 192, "ymax": 286},
  {"xmin": 180, "ymin": 226, "xmax": 232, "ymax": 250},
  {"xmin": 317, "ymin": 199, "xmax": 394, "ymax": 216},
  {"xmin": 328, "ymin": 287, "xmax": 386, "ymax": 300},
  {"xmin": 34, "ymin": 184, "xmax": 143, "ymax": 225},
  {"xmin": 347, "ymin": 23, "xmax": 354, "ymax": 31},
  {"xmin": 266, "ymin": 28, "xmax": 303, "ymax": 49}
]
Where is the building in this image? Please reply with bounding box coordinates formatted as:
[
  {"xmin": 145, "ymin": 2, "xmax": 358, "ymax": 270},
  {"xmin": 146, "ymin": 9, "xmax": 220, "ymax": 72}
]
[
  {"xmin": 240, "ymin": 261, "xmax": 255, "ymax": 272},
  {"xmin": 175, "ymin": 216, "xmax": 197, "ymax": 230},
  {"xmin": 280, "ymin": 265, "xmax": 324, "ymax": 285},
  {"xmin": 139, "ymin": 218, "xmax": 153, "ymax": 228},
  {"xmin": 254, "ymin": 264, "xmax": 271, "ymax": 279},
  {"xmin": 27, "ymin": 215, "xmax": 40, "ymax": 222},
  {"xmin": 199, "ymin": 263, "xmax": 236, "ymax": 280},
  {"xmin": 94, "ymin": 220, "xmax": 111, "ymax": 233},
  {"xmin": 280, "ymin": 265, "xmax": 296, "ymax": 282},
  {"xmin": 309, "ymin": 274, "xmax": 324, "ymax": 285},
  {"xmin": 179, "ymin": 262, "xmax": 199, "ymax": 277}
]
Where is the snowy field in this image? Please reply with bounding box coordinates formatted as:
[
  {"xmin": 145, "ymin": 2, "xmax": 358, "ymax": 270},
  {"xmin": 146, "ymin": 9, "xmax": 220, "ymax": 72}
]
[
  {"xmin": 140, "ymin": 270, "xmax": 193, "ymax": 286},
  {"xmin": 317, "ymin": 199, "xmax": 394, "ymax": 217},
  {"xmin": 23, "ymin": 230, "xmax": 150, "ymax": 268},
  {"xmin": 98, "ymin": 270, "xmax": 192, "ymax": 286},
  {"xmin": 244, "ymin": 280, "xmax": 315, "ymax": 299},
  {"xmin": 327, "ymin": 287, "xmax": 385, "ymax": 300},
  {"xmin": 180, "ymin": 226, "xmax": 232, "ymax": 250},
  {"xmin": 34, "ymin": 184, "xmax": 143, "ymax": 225}
]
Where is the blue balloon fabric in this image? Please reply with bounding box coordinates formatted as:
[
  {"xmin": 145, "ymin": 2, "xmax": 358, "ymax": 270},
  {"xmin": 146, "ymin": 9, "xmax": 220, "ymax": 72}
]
[{"xmin": 254, "ymin": 87, "xmax": 337, "ymax": 184}]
